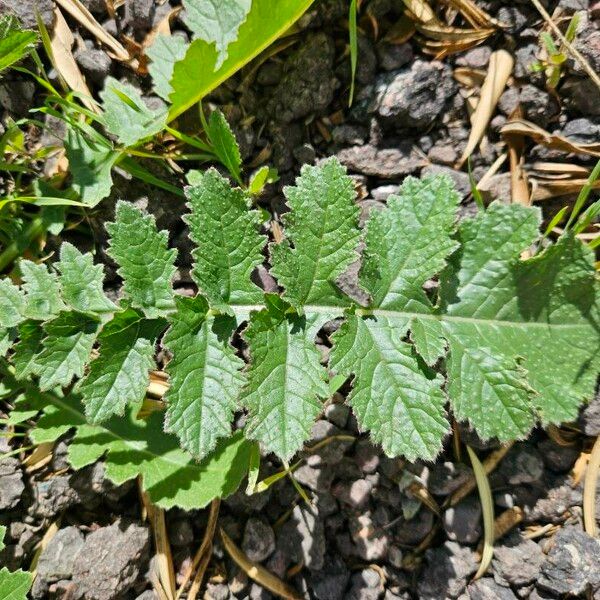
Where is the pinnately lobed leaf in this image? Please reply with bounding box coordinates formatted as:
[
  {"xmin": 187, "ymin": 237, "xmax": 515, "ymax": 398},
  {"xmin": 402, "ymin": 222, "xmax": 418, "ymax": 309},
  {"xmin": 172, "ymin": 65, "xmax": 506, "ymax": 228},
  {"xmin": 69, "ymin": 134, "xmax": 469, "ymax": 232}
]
[
  {"xmin": 2, "ymin": 156, "xmax": 599, "ymax": 482},
  {"xmin": 106, "ymin": 202, "xmax": 178, "ymax": 318}
]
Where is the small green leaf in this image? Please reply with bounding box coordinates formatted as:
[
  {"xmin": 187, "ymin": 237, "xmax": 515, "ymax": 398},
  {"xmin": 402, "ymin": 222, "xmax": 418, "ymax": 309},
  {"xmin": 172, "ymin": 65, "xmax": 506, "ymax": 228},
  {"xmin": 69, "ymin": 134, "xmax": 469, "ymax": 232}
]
[
  {"xmin": 185, "ymin": 169, "xmax": 265, "ymax": 308},
  {"xmin": 100, "ymin": 77, "xmax": 167, "ymax": 146},
  {"xmin": 271, "ymin": 157, "xmax": 360, "ymax": 307},
  {"xmin": 65, "ymin": 128, "xmax": 118, "ymax": 207},
  {"xmin": 0, "ymin": 568, "xmax": 32, "ymax": 600},
  {"xmin": 30, "ymin": 394, "xmax": 254, "ymax": 510},
  {"xmin": 182, "ymin": 0, "xmax": 252, "ymax": 68},
  {"xmin": 241, "ymin": 297, "xmax": 331, "ymax": 460},
  {"xmin": 34, "ymin": 312, "xmax": 100, "ymax": 391},
  {"xmin": 204, "ymin": 109, "xmax": 242, "ymax": 183},
  {"xmin": 0, "ymin": 15, "xmax": 37, "ymax": 74},
  {"xmin": 331, "ymin": 314, "xmax": 448, "ymax": 461},
  {"xmin": 57, "ymin": 242, "xmax": 116, "ymax": 314},
  {"xmin": 12, "ymin": 320, "xmax": 43, "ymax": 380},
  {"xmin": 20, "ymin": 260, "xmax": 65, "ymax": 320},
  {"xmin": 147, "ymin": 34, "xmax": 188, "ymax": 101},
  {"xmin": 0, "ymin": 279, "xmax": 25, "ymax": 328},
  {"xmin": 106, "ymin": 202, "xmax": 177, "ymax": 318},
  {"xmin": 163, "ymin": 295, "xmax": 245, "ymax": 459},
  {"xmin": 78, "ymin": 309, "xmax": 164, "ymax": 423}
]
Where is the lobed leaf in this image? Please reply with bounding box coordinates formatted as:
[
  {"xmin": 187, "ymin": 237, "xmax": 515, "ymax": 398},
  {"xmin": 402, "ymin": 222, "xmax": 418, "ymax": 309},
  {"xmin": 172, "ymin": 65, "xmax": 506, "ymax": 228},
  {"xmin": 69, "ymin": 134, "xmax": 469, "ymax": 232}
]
[
  {"xmin": 20, "ymin": 261, "xmax": 64, "ymax": 320},
  {"xmin": 185, "ymin": 169, "xmax": 265, "ymax": 308},
  {"xmin": 30, "ymin": 395, "xmax": 255, "ymax": 510},
  {"xmin": 0, "ymin": 279, "xmax": 25, "ymax": 328},
  {"xmin": 271, "ymin": 157, "xmax": 360, "ymax": 307},
  {"xmin": 241, "ymin": 296, "xmax": 331, "ymax": 460},
  {"xmin": 78, "ymin": 309, "xmax": 164, "ymax": 423},
  {"xmin": 163, "ymin": 295, "xmax": 245, "ymax": 459},
  {"xmin": 106, "ymin": 202, "xmax": 177, "ymax": 318}
]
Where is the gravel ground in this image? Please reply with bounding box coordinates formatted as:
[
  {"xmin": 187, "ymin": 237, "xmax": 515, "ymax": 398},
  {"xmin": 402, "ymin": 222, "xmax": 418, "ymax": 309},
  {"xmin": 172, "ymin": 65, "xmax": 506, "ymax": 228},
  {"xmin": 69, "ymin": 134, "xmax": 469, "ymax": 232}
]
[{"xmin": 1, "ymin": 0, "xmax": 600, "ymax": 599}]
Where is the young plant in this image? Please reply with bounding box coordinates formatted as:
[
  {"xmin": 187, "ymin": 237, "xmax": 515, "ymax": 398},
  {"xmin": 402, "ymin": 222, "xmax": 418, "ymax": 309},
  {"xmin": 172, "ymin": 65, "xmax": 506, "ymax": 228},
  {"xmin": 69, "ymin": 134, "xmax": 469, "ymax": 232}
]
[
  {"xmin": 0, "ymin": 525, "xmax": 31, "ymax": 599},
  {"xmin": 1, "ymin": 159, "xmax": 599, "ymax": 508}
]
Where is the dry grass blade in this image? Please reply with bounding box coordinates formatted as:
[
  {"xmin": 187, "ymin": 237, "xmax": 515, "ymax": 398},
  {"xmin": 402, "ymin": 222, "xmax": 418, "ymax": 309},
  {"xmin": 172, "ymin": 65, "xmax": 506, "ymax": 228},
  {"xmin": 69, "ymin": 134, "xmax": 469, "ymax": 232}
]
[
  {"xmin": 23, "ymin": 441, "xmax": 54, "ymax": 472},
  {"xmin": 493, "ymin": 506, "xmax": 523, "ymax": 540},
  {"xmin": 49, "ymin": 8, "xmax": 97, "ymax": 113},
  {"xmin": 402, "ymin": 0, "xmax": 436, "ymax": 23},
  {"xmin": 220, "ymin": 528, "xmax": 303, "ymax": 600},
  {"xmin": 454, "ymin": 67, "xmax": 487, "ymax": 87},
  {"xmin": 140, "ymin": 485, "xmax": 176, "ymax": 600},
  {"xmin": 583, "ymin": 436, "xmax": 600, "ymax": 536},
  {"xmin": 467, "ymin": 445, "xmax": 494, "ymax": 580},
  {"xmin": 176, "ymin": 499, "xmax": 221, "ymax": 599},
  {"xmin": 407, "ymin": 481, "xmax": 441, "ymax": 516},
  {"xmin": 448, "ymin": 442, "xmax": 513, "ymax": 506},
  {"xmin": 530, "ymin": 0, "xmax": 600, "ymax": 91},
  {"xmin": 444, "ymin": 0, "xmax": 501, "ymax": 28},
  {"xmin": 458, "ymin": 49, "xmax": 513, "ymax": 167},
  {"xmin": 416, "ymin": 22, "xmax": 493, "ymax": 42},
  {"xmin": 530, "ymin": 178, "xmax": 600, "ymax": 201},
  {"xmin": 501, "ymin": 119, "xmax": 600, "ymax": 157},
  {"xmin": 531, "ymin": 162, "xmax": 591, "ymax": 178},
  {"xmin": 54, "ymin": 0, "xmax": 131, "ymax": 62}
]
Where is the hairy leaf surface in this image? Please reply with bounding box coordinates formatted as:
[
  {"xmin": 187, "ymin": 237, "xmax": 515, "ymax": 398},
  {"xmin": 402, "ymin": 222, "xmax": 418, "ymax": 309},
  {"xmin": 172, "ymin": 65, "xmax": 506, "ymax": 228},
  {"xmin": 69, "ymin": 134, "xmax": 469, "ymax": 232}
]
[
  {"xmin": 163, "ymin": 296, "xmax": 245, "ymax": 459},
  {"xmin": 147, "ymin": 34, "xmax": 188, "ymax": 101},
  {"xmin": 271, "ymin": 158, "xmax": 360, "ymax": 306},
  {"xmin": 12, "ymin": 321, "xmax": 43, "ymax": 380},
  {"xmin": 57, "ymin": 243, "xmax": 116, "ymax": 314},
  {"xmin": 185, "ymin": 169, "xmax": 265, "ymax": 308},
  {"xmin": 106, "ymin": 202, "xmax": 177, "ymax": 318},
  {"xmin": 78, "ymin": 309, "xmax": 164, "ymax": 423},
  {"xmin": 30, "ymin": 395, "xmax": 254, "ymax": 509},
  {"xmin": 20, "ymin": 260, "xmax": 64, "ymax": 320},
  {"xmin": 241, "ymin": 296, "xmax": 331, "ymax": 460},
  {"xmin": 0, "ymin": 279, "xmax": 25, "ymax": 328}
]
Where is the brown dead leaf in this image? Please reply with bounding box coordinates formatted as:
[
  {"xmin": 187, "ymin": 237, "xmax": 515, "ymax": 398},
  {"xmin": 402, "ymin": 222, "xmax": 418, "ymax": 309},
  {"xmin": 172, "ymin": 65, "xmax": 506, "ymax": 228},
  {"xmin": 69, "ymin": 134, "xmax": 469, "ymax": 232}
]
[
  {"xmin": 453, "ymin": 67, "xmax": 487, "ymax": 88},
  {"xmin": 444, "ymin": 0, "xmax": 503, "ymax": 29},
  {"xmin": 501, "ymin": 119, "xmax": 600, "ymax": 158},
  {"xmin": 458, "ymin": 49, "xmax": 513, "ymax": 166},
  {"xmin": 49, "ymin": 8, "xmax": 97, "ymax": 112},
  {"xmin": 530, "ymin": 178, "xmax": 600, "ymax": 201}
]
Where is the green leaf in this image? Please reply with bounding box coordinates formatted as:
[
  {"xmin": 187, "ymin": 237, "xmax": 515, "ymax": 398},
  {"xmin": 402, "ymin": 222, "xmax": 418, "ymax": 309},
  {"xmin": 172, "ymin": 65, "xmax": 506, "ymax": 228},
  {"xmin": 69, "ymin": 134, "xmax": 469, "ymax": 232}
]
[
  {"xmin": 20, "ymin": 260, "xmax": 65, "ymax": 320},
  {"xmin": 330, "ymin": 314, "xmax": 448, "ymax": 460},
  {"xmin": 204, "ymin": 110, "xmax": 242, "ymax": 183},
  {"xmin": 78, "ymin": 309, "xmax": 164, "ymax": 423},
  {"xmin": 147, "ymin": 34, "xmax": 188, "ymax": 101},
  {"xmin": 0, "ymin": 15, "xmax": 37, "ymax": 74},
  {"xmin": 0, "ymin": 568, "xmax": 32, "ymax": 600},
  {"xmin": 163, "ymin": 295, "xmax": 245, "ymax": 459},
  {"xmin": 106, "ymin": 202, "xmax": 177, "ymax": 318},
  {"xmin": 168, "ymin": 0, "xmax": 314, "ymax": 120},
  {"xmin": 0, "ymin": 525, "xmax": 5, "ymax": 551},
  {"xmin": 30, "ymin": 394, "xmax": 254, "ymax": 510},
  {"xmin": 241, "ymin": 296, "xmax": 331, "ymax": 460},
  {"xmin": 0, "ymin": 279, "xmax": 25, "ymax": 328},
  {"xmin": 100, "ymin": 77, "xmax": 167, "ymax": 146},
  {"xmin": 34, "ymin": 312, "xmax": 100, "ymax": 391},
  {"xmin": 65, "ymin": 128, "xmax": 118, "ymax": 207},
  {"xmin": 0, "ymin": 328, "xmax": 14, "ymax": 357},
  {"xmin": 12, "ymin": 320, "xmax": 43, "ymax": 380},
  {"xmin": 182, "ymin": 0, "xmax": 252, "ymax": 68},
  {"xmin": 185, "ymin": 169, "xmax": 265, "ymax": 308},
  {"xmin": 271, "ymin": 157, "xmax": 360, "ymax": 306},
  {"xmin": 361, "ymin": 175, "xmax": 460, "ymax": 312},
  {"xmin": 57, "ymin": 242, "xmax": 117, "ymax": 314}
]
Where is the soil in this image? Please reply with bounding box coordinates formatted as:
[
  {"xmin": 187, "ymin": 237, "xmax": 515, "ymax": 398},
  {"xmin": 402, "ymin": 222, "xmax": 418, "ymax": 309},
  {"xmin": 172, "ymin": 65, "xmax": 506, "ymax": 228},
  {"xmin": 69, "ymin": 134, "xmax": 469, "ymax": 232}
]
[{"xmin": 1, "ymin": 0, "xmax": 600, "ymax": 599}]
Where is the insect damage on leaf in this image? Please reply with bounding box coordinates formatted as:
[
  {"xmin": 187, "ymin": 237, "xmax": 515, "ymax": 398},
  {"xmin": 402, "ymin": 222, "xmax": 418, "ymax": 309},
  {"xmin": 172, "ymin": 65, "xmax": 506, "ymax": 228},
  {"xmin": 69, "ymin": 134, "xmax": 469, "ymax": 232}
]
[{"xmin": 2, "ymin": 159, "xmax": 598, "ymax": 480}]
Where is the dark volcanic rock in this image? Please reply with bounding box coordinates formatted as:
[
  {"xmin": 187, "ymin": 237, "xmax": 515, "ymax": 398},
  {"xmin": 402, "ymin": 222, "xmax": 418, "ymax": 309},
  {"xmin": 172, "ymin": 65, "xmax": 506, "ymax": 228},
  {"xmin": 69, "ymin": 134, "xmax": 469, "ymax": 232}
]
[
  {"xmin": 537, "ymin": 526, "xmax": 600, "ymax": 596},
  {"xmin": 0, "ymin": 457, "xmax": 24, "ymax": 510},
  {"xmin": 71, "ymin": 519, "xmax": 150, "ymax": 600},
  {"xmin": 468, "ymin": 578, "xmax": 518, "ymax": 600},
  {"xmin": 268, "ymin": 33, "xmax": 337, "ymax": 123},
  {"xmin": 277, "ymin": 505, "xmax": 326, "ymax": 570},
  {"xmin": 242, "ymin": 518, "xmax": 276, "ymax": 563},
  {"xmin": 493, "ymin": 532, "xmax": 544, "ymax": 587},
  {"xmin": 337, "ymin": 143, "xmax": 425, "ymax": 178},
  {"xmin": 372, "ymin": 60, "xmax": 456, "ymax": 130},
  {"xmin": 0, "ymin": 0, "xmax": 54, "ymax": 29}
]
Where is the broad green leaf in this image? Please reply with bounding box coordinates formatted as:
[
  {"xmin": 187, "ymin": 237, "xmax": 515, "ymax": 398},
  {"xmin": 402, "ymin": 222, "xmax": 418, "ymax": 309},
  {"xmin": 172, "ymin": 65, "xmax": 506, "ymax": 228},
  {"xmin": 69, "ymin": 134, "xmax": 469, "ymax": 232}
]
[
  {"xmin": 106, "ymin": 202, "xmax": 177, "ymax": 318},
  {"xmin": 0, "ymin": 328, "xmax": 14, "ymax": 356},
  {"xmin": 100, "ymin": 77, "xmax": 167, "ymax": 146},
  {"xmin": 185, "ymin": 169, "xmax": 265, "ymax": 308},
  {"xmin": 34, "ymin": 312, "xmax": 100, "ymax": 391},
  {"xmin": 168, "ymin": 0, "xmax": 314, "ymax": 120},
  {"xmin": 147, "ymin": 34, "xmax": 188, "ymax": 101},
  {"xmin": 65, "ymin": 129, "xmax": 118, "ymax": 207},
  {"xmin": 0, "ymin": 279, "xmax": 25, "ymax": 327},
  {"xmin": 0, "ymin": 568, "xmax": 32, "ymax": 600},
  {"xmin": 12, "ymin": 320, "xmax": 43, "ymax": 380},
  {"xmin": 182, "ymin": 0, "xmax": 252, "ymax": 68},
  {"xmin": 30, "ymin": 395, "xmax": 254, "ymax": 510},
  {"xmin": 78, "ymin": 309, "xmax": 164, "ymax": 423},
  {"xmin": 57, "ymin": 243, "xmax": 116, "ymax": 314},
  {"xmin": 330, "ymin": 314, "xmax": 448, "ymax": 461},
  {"xmin": 20, "ymin": 260, "xmax": 65, "ymax": 320},
  {"xmin": 0, "ymin": 15, "xmax": 37, "ymax": 74},
  {"xmin": 204, "ymin": 109, "xmax": 242, "ymax": 183},
  {"xmin": 163, "ymin": 296, "xmax": 244, "ymax": 459},
  {"xmin": 361, "ymin": 175, "xmax": 460, "ymax": 312},
  {"xmin": 271, "ymin": 158, "xmax": 360, "ymax": 306},
  {"xmin": 241, "ymin": 296, "xmax": 330, "ymax": 460},
  {"xmin": 409, "ymin": 316, "xmax": 446, "ymax": 367}
]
